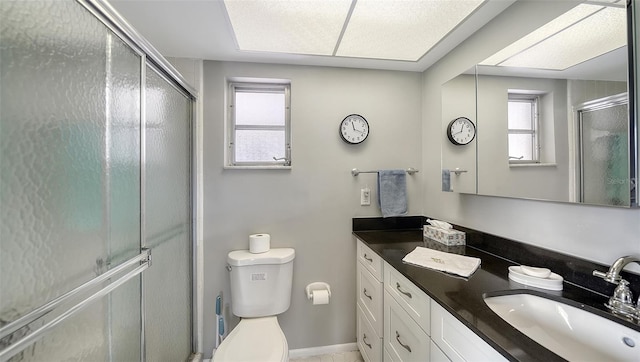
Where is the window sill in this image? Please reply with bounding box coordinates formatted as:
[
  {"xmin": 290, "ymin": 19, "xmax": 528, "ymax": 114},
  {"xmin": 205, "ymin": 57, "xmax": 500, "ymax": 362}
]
[
  {"xmin": 224, "ymin": 165, "xmax": 292, "ymax": 170},
  {"xmin": 509, "ymin": 163, "xmax": 557, "ymax": 168}
]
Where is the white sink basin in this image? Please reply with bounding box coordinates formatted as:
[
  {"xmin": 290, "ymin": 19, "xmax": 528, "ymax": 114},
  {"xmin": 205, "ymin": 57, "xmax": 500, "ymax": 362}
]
[{"xmin": 484, "ymin": 292, "xmax": 640, "ymax": 361}]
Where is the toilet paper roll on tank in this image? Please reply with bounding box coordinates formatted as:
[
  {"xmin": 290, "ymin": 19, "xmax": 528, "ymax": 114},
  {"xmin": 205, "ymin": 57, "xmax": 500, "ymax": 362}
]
[{"xmin": 249, "ymin": 233, "xmax": 270, "ymax": 253}]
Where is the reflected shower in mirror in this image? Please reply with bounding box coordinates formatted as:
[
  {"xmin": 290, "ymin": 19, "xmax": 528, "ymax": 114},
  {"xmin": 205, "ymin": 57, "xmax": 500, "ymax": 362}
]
[{"xmin": 473, "ymin": 0, "xmax": 635, "ymax": 207}]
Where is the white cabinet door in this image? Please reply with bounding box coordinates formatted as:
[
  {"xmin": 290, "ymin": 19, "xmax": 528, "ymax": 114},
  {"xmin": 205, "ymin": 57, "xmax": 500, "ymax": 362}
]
[
  {"xmin": 385, "ymin": 264, "xmax": 431, "ymax": 335},
  {"xmin": 431, "ymin": 303, "xmax": 507, "ymax": 362},
  {"xmin": 358, "ymin": 304, "xmax": 383, "ymax": 362},
  {"xmin": 430, "ymin": 340, "xmax": 451, "ymax": 362},
  {"xmin": 384, "ymin": 347, "xmax": 395, "ymax": 362},
  {"xmin": 384, "ymin": 291, "xmax": 430, "ymax": 362}
]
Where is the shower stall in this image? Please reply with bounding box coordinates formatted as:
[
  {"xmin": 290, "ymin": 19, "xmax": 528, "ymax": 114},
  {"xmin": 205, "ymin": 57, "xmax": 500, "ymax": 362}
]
[
  {"xmin": 1, "ymin": 0, "xmax": 196, "ymax": 360},
  {"xmin": 576, "ymin": 93, "xmax": 631, "ymax": 207}
]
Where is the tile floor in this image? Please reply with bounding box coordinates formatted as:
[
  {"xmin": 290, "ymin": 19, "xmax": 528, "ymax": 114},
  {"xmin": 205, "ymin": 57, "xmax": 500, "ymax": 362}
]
[{"xmin": 290, "ymin": 350, "xmax": 364, "ymax": 362}]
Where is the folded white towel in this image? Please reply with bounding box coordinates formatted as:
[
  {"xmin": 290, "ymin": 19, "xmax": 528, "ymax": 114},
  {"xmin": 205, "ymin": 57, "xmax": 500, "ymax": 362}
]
[{"xmin": 402, "ymin": 247, "xmax": 481, "ymax": 278}]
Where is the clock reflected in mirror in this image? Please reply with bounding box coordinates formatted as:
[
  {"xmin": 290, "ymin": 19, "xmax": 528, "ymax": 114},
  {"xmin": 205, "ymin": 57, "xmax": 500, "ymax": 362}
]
[
  {"xmin": 447, "ymin": 117, "xmax": 476, "ymax": 145},
  {"xmin": 340, "ymin": 114, "xmax": 369, "ymax": 144}
]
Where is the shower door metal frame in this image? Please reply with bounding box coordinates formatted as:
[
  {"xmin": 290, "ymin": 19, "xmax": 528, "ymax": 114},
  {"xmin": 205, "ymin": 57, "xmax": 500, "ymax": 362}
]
[{"xmin": 78, "ymin": 0, "xmax": 197, "ymax": 98}]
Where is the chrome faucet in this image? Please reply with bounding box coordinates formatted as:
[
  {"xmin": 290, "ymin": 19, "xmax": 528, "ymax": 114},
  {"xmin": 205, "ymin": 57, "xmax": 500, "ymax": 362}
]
[{"xmin": 593, "ymin": 256, "xmax": 640, "ymax": 321}]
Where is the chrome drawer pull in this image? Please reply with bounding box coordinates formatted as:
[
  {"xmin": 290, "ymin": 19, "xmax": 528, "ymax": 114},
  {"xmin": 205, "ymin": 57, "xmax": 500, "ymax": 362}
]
[
  {"xmin": 396, "ymin": 282, "xmax": 412, "ymax": 298},
  {"xmin": 363, "ymin": 288, "xmax": 372, "ymax": 300},
  {"xmin": 395, "ymin": 331, "xmax": 412, "ymax": 353},
  {"xmin": 363, "ymin": 253, "xmax": 373, "ymax": 262},
  {"xmin": 363, "ymin": 333, "xmax": 372, "ymax": 349}
]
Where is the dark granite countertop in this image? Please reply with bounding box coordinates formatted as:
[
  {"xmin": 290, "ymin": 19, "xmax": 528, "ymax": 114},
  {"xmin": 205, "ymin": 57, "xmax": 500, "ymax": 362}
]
[{"xmin": 353, "ymin": 227, "xmax": 640, "ymax": 362}]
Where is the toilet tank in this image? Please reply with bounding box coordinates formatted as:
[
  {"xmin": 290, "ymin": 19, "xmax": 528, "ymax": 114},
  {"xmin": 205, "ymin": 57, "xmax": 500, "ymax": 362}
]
[{"xmin": 227, "ymin": 248, "xmax": 295, "ymax": 318}]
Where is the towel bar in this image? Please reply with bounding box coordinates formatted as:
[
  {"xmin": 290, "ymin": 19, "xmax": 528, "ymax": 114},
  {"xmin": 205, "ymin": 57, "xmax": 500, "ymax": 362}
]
[{"xmin": 351, "ymin": 167, "xmax": 419, "ymax": 176}]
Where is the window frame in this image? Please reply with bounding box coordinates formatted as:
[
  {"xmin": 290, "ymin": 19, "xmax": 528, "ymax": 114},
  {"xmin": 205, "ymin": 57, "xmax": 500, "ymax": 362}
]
[
  {"xmin": 507, "ymin": 93, "xmax": 540, "ymax": 164},
  {"xmin": 226, "ymin": 80, "xmax": 291, "ymax": 168}
]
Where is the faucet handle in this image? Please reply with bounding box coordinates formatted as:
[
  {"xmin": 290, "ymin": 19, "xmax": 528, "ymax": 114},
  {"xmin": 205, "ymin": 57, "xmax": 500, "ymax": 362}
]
[
  {"xmin": 593, "ymin": 270, "xmax": 607, "ymax": 278},
  {"xmin": 593, "ymin": 269, "xmax": 622, "ymax": 284},
  {"xmin": 612, "ymin": 280, "xmax": 634, "ymax": 305}
]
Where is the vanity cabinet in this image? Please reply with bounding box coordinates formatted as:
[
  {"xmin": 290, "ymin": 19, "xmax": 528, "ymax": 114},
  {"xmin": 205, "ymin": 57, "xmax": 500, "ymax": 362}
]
[
  {"xmin": 356, "ymin": 240, "xmax": 384, "ymax": 362},
  {"xmin": 356, "ymin": 240, "xmax": 507, "ymax": 362}
]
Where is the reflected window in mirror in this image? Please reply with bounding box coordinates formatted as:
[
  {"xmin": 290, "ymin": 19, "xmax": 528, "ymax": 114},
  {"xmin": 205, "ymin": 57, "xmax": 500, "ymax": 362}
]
[{"xmin": 508, "ymin": 93, "xmax": 539, "ymax": 164}]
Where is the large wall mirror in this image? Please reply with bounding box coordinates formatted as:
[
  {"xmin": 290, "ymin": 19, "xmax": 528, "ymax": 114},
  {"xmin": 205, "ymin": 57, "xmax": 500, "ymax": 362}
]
[{"xmin": 443, "ymin": 0, "xmax": 638, "ymax": 207}]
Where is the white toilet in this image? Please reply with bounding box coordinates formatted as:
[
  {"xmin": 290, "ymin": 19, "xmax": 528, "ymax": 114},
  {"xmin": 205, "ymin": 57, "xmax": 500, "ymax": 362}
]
[{"xmin": 213, "ymin": 247, "xmax": 295, "ymax": 362}]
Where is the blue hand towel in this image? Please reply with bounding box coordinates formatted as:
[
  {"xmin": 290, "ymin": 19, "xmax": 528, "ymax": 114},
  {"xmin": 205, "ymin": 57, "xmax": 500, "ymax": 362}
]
[{"xmin": 378, "ymin": 169, "xmax": 408, "ymax": 218}]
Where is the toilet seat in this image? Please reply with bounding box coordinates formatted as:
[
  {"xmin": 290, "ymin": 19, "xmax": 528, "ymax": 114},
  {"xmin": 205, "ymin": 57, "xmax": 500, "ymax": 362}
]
[{"xmin": 212, "ymin": 316, "xmax": 288, "ymax": 362}]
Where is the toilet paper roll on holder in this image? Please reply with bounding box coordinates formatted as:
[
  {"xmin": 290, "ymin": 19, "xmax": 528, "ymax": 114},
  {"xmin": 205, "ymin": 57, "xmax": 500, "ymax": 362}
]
[{"xmin": 305, "ymin": 282, "xmax": 331, "ymax": 300}]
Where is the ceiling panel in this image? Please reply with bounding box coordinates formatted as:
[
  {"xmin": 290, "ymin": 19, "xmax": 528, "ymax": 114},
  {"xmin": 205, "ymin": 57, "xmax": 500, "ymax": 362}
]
[
  {"xmin": 336, "ymin": 0, "xmax": 485, "ymax": 61},
  {"xmin": 109, "ymin": 0, "xmax": 515, "ymax": 72}
]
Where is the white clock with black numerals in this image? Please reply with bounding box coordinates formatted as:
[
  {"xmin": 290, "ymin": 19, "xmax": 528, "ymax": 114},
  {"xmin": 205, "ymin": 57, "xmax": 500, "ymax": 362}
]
[
  {"xmin": 340, "ymin": 114, "xmax": 369, "ymax": 144},
  {"xmin": 446, "ymin": 117, "xmax": 476, "ymax": 145}
]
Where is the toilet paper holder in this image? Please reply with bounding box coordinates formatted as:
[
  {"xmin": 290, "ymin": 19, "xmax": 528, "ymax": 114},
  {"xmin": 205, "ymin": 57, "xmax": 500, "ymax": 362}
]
[{"xmin": 305, "ymin": 282, "xmax": 331, "ymax": 300}]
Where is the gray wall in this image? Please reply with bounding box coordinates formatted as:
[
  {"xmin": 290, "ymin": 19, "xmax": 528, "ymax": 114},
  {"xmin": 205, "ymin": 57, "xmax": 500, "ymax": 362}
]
[
  {"xmin": 202, "ymin": 61, "xmax": 422, "ymax": 357},
  {"xmin": 422, "ymin": 1, "xmax": 640, "ymax": 271}
]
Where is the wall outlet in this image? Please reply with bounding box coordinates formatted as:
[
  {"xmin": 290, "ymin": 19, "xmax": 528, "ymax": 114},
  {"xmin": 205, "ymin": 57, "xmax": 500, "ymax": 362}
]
[{"xmin": 360, "ymin": 188, "xmax": 371, "ymax": 206}]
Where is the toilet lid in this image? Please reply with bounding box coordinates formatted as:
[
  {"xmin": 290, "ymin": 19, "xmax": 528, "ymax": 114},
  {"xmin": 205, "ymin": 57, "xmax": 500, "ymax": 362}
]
[{"xmin": 213, "ymin": 316, "xmax": 288, "ymax": 362}]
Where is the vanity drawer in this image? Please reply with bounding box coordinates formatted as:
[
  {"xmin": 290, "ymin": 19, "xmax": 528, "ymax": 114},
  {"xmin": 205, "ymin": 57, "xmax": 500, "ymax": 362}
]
[
  {"xmin": 357, "ymin": 262, "xmax": 383, "ymax": 335},
  {"xmin": 431, "ymin": 302, "xmax": 507, "ymax": 362},
  {"xmin": 357, "ymin": 303, "xmax": 382, "ymax": 362},
  {"xmin": 357, "ymin": 239, "xmax": 383, "ymax": 280},
  {"xmin": 384, "ymin": 291, "xmax": 429, "ymax": 362},
  {"xmin": 384, "ymin": 264, "xmax": 431, "ymax": 335}
]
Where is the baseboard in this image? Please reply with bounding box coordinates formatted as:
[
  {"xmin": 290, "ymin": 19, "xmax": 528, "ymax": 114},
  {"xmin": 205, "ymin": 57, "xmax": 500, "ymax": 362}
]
[{"xmin": 288, "ymin": 343, "xmax": 359, "ymax": 359}]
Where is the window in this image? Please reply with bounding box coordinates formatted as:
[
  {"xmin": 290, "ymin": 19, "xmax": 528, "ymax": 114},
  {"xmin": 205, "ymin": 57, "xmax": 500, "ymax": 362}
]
[
  {"xmin": 507, "ymin": 93, "xmax": 539, "ymax": 163},
  {"xmin": 227, "ymin": 80, "xmax": 291, "ymax": 167}
]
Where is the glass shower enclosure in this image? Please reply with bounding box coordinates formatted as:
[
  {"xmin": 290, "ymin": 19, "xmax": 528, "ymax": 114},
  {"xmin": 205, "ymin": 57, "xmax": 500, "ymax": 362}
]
[
  {"xmin": 0, "ymin": 0, "xmax": 195, "ymax": 360},
  {"xmin": 577, "ymin": 94, "xmax": 631, "ymax": 207}
]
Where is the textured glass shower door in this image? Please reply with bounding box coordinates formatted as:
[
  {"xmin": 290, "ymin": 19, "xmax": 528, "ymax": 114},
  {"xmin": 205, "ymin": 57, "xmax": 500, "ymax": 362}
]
[
  {"xmin": 0, "ymin": 0, "xmax": 143, "ymax": 360},
  {"xmin": 1, "ymin": 0, "xmax": 195, "ymax": 360},
  {"xmin": 579, "ymin": 97, "xmax": 630, "ymax": 206},
  {"xmin": 143, "ymin": 65, "xmax": 193, "ymax": 362}
]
